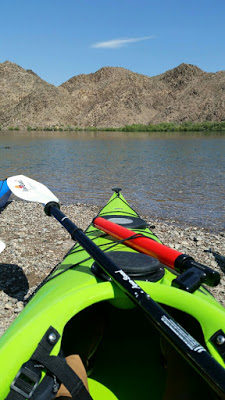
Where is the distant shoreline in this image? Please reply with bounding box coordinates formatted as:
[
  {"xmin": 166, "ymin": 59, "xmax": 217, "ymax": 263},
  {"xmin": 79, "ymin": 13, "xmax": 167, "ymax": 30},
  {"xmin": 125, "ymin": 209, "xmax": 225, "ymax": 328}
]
[{"xmin": 1, "ymin": 121, "xmax": 225, "ymax": 132}]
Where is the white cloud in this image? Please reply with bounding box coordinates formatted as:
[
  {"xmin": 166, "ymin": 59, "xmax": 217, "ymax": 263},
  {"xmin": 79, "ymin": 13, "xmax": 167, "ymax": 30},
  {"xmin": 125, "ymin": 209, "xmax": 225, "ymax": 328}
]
[{"xmin": 91, "ymin": 36, "xmax": 155, "ymax": 49}]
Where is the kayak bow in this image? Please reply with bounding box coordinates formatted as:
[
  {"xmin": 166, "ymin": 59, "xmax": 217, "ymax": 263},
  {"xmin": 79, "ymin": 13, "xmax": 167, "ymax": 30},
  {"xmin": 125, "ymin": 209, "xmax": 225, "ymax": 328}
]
[{"xmin": 1, "ymin": 182, "xmax": 225, "ymax": 400}]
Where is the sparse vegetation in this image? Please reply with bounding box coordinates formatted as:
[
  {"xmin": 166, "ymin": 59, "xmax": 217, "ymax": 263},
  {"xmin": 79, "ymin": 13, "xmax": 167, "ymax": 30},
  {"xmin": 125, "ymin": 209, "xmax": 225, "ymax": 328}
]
[
  {"xmin": 21, "ymin": 122, "xmax": 225, "ymax": 132},
  {"xmin": 3, "ymin": 122, "xmax": 225, "ymax": 133},
  {"xmin": 120, "ymin": 121, "xmax": 225, "ymax": 132},
  {"xmin": 8, "ymin": 126, "xmax": 19, "ymax": 131}
]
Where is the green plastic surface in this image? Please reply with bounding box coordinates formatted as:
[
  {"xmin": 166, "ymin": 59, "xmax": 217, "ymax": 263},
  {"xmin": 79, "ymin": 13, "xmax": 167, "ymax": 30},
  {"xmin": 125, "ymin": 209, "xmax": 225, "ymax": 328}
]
[{"xmin": 0, "ymin": 190, "xmax": 224, "ymax": 399}]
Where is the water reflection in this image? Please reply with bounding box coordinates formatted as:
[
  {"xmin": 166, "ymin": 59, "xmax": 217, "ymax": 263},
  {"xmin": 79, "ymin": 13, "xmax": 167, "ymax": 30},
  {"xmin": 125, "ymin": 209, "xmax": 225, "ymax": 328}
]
[{"xmin": 0, "ymin": 131, "xmax": 224, "ymax": 231}]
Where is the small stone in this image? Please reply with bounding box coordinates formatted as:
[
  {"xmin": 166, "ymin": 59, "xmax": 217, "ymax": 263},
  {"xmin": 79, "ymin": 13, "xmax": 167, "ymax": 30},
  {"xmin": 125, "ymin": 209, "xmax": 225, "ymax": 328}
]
[
  {"xmin": 211, "ymin": 260, "xmax": 218, "ymax": 268},
  {"xmin": 14, "ymin": 307, "xmax": 23, "ymax": 313},
  {"xmin": 10, "ymin": 298, "xmax": 18, "ymax": 304},
  {"xmin": 16, "ymin": 301, "xmax": 24, "ymax": 308},
  {"xmin": 5, "ymin": 304, "xmax": 13, "ymax": 310},
  {"xmin": 181, "ymin": 241, "xmax": 189, "ymax": 246}
]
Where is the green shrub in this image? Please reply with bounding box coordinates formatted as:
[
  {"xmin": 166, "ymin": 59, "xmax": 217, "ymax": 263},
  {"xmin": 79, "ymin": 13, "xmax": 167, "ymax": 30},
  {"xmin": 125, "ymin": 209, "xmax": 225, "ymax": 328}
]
[{"xmin": 8, "ymin": 126, "xmax": 19, "ymax": 131}]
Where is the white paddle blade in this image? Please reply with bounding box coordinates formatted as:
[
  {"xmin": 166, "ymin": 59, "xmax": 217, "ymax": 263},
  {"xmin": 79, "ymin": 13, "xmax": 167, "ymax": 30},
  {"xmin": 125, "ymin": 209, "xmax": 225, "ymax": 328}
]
[
  {"xmin": 7, "ymin": 175, "xmax": 59, "ymax": 205},
  {"xmin": 0, "ymin": 240, "xmax": 5, "ymax": 254}
]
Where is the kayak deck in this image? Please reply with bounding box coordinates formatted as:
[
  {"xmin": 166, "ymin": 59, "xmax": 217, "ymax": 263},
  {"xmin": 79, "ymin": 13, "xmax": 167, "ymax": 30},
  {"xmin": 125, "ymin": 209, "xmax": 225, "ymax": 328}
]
[{"xmin": 0, "ymin": 189, "xmax": 225, "ymax": 399}]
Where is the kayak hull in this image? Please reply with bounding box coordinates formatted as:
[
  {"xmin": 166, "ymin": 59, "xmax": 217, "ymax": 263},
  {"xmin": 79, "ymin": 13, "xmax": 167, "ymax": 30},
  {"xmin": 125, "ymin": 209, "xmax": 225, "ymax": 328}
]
[
  {"xmin": 0, "ymin": 179, "xmax": 11, "ymax": 208},
  {"xmin": 0, "ymin": 190, "xmax": 225, "ymax": 399}
]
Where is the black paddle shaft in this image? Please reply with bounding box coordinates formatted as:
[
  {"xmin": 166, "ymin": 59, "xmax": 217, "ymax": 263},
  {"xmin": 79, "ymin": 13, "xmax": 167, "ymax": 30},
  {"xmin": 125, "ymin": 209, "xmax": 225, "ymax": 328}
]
[{"xmin": 45, "ymin": 202, "xmax": 225, "ymax": 398}]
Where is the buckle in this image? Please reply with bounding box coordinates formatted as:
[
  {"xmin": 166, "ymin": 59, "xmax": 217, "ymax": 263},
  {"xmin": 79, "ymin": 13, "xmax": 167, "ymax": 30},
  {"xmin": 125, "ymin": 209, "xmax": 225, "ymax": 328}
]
[{"xmin": 11, "ymin": 362, "xmax": 42, "ymax": 399}]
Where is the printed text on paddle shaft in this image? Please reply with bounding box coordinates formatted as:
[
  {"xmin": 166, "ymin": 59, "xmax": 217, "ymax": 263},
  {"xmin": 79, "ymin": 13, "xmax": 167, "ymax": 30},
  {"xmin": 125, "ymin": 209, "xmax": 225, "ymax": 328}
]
[
  {"xmin": 161, "ymin": 315, "xmax": 206, "ymax": 353},
  {"xmin": 115, "ymin": 269, "xmax": 144, "ymax": 298}
]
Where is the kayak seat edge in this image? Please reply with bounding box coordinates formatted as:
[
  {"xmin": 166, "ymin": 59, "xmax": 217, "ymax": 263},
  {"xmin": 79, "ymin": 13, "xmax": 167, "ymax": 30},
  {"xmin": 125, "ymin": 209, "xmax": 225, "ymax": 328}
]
[{"xmin": 88, "ymin": 378, "xmax": 119, "ymax": 400}]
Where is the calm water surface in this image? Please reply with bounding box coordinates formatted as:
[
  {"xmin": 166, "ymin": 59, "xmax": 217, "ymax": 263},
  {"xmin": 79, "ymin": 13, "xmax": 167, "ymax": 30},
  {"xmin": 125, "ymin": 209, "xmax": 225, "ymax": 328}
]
[{"xmin": 0, "ymin": 131, "xmax": 224, "ymax": 231}]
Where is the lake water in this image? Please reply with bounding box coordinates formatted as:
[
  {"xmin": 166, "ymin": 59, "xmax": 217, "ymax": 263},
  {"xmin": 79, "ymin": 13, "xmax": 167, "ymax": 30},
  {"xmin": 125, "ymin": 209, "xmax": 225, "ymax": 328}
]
[{"xmin": 0, "ymin": 131, "xmax": 224, "ymax": 231}]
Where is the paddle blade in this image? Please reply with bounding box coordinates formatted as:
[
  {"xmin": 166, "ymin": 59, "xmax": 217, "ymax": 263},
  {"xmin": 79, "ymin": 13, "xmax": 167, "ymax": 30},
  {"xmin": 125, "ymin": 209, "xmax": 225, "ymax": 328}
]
[
  {"xmin": 7, "ymin": 175, "xmax": 59, "ymax": 205},
  {"xmin": 0, "ymin": 240, "xmax": 5, "ymax": 254}
]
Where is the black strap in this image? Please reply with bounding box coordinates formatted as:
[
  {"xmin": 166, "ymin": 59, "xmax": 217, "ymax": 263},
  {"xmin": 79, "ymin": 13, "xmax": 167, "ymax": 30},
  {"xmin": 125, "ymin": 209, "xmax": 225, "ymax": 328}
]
[
  {"xmin": 6, "ymin": 326, "xmax": 92, "ymax": 400},
  {"xmin": 7, "ymin": 361, "xmax": 43, "ymax": 400},
  {"xmin": 31, "ymin": 354, "xmax": 91, "ymax": 400}
]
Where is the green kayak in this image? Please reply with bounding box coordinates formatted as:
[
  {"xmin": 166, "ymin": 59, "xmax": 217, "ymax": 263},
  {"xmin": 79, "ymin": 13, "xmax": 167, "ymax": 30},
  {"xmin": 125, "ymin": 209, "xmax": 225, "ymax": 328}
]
[{"xmin": 1, "ymin": 187, "xmax": 225, "ymax": 399}]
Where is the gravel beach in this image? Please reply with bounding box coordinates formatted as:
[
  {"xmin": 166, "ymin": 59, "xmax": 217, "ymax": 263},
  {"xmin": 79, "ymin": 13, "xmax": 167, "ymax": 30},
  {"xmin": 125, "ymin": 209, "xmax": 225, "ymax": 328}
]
[{"xmin": 0, "ymin": 200, "xmax": 224, "ymax": 336}]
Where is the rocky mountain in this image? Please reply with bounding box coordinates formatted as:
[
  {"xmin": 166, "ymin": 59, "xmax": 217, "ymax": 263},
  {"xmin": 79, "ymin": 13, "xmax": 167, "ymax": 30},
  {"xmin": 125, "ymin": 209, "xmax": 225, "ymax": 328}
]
[
  {"xmin": 0, "ymin": 61, "xmax": 224, "ymax": 128},
  {"xmin": 0, "ymin": 61, "xmax": 73, "ymax": 128}
]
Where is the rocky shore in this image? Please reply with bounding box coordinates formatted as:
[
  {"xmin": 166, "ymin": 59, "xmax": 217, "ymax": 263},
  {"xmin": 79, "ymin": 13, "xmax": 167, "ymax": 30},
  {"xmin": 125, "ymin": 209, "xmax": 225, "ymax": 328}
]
[{"xmin": 0, "ymin": 200, "xmax": 224, "ymax": 336}]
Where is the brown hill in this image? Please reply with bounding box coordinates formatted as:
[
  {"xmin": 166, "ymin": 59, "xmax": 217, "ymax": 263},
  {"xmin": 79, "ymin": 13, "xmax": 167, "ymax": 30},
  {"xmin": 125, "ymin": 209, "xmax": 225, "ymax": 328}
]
[
  {"xmin": 0, "ymin": 61, "xmax": 73, "ymax": 128},
  {"xmin": 0, "ymin": 61, "xmax": 43, "ymax": 121},
  {"xmin": 0, "ymin": 61, "xmax": 225, "ymax": 128}
]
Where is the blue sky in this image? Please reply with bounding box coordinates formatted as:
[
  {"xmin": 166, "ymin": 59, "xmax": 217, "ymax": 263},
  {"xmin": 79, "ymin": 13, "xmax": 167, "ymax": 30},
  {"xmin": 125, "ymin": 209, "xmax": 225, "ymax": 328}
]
[{"xmin": 1, "ymin": 0, "xmax": 225, "ymax": 85}]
